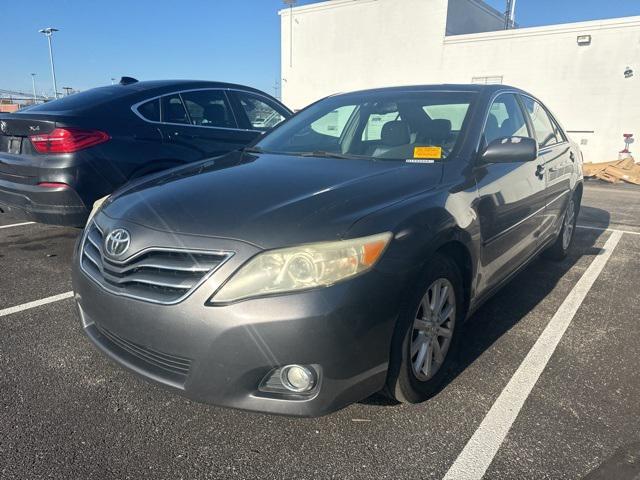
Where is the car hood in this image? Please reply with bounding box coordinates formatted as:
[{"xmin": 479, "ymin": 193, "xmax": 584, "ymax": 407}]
[{"xmin": 102, "ymin": 151, "xmax": 443, "ymax": 248}]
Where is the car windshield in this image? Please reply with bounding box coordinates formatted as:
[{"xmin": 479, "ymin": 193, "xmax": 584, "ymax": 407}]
[{"xmin": 256, "ymin": 90, "xmax": 476, "ymax": 161}]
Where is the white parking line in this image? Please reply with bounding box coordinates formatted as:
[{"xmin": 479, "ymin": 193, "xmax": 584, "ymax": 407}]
[
  {"xmin": 0, "ymin": 221, "xmax": 35, "ymax": 230},
  {"xmin": 443, "ymin": 230, "xmax": 623, "ymax": 480},
  {"xmin": 0, "ymin": 291, "xmax": 74, "ymax": 318},
  {"xmin": 577, "ymin": 224, "xmax": 640, "ymax": 236}
]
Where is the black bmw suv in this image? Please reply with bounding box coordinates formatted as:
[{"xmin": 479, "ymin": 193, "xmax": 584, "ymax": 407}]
[{"xmin": 0, "ymin": 79, "xmax": 291, "ymax": 226}]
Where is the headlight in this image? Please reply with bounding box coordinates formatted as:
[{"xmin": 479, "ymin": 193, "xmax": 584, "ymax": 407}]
[{"xmin": 211, "ymin": 232, "xmax": 392, "ymax": 303}]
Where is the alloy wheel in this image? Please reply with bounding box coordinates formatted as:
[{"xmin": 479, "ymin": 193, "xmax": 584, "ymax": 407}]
[
  {"xmin": 410, "ymin": 278, "xmax": 456, "ymax": 381},
  {"xmin": 562, "ymin": 198, "xmax": 576, "ymax": 250}
]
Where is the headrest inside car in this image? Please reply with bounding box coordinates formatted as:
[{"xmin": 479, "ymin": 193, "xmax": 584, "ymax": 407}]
[
  {"xmin": 428, "ymin": 119, "xmax": 452, "ymax": 142},
  {"xmin": 381, "ymin": 121, "xmax": 410, "ymax": 146}
]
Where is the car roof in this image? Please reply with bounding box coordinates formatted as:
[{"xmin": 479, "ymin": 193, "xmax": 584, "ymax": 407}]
[
  {"xmin": 118, "ymin": 79, "xmax": 274, "ymax": 96},
  {"xmin": 329, "ymin": 83, "xmax": 526, "ymax": 97},
  {"xmin": 21, "ymin": 80, "xmax": 287, "ymax": 115}
]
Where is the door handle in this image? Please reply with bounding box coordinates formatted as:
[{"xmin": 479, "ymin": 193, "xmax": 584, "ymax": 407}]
[
  {"xmin": 536, "ymin": 164, "xmax": 545, "ymax": 178},
  {"xmin": 170, "ymin": 131, "xmax": 198, "ymax": 140}
]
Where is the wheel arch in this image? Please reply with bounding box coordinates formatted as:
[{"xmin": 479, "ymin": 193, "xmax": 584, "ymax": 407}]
[
  {"xmin": 434, "ymin": 240, "xmax": 473, "ymax": 318},
  {"xmin": 574, "ymin": 181, "xmax": 584, "ymax": 204}
]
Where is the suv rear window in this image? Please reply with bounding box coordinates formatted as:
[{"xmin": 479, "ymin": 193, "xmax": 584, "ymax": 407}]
[{"xmin": 23, "ymin": 86, "xmax": 129, "ymax": 113}]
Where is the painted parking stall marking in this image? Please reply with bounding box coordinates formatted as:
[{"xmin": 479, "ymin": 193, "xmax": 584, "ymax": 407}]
[
  {"xmin": 0, "ymin": 291, "xmax": 74, "ymax": 318},
  {"xmin": 443, "ymin": 230, "xmax": 624, "ymax": 480},
  {"xmin": 576, "ymin": 224, "xmax": 640, "ymax": 236},
  {"xmin": 0, "ymin": 221, "xmax": 35, "ymax": 230}
]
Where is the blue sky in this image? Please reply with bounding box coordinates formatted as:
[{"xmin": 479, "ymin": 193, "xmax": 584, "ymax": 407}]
[{"xmin": 2, "ymin": 0, "xmax": 639, "ymax": 97}]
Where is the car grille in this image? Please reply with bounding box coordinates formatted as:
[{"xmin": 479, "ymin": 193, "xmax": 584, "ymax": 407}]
[
  {"xmin": 81, "ymin": 221, "xmax": 232, "ymax": 304},
  {"xmin": 94, "ymin": 323, "xmax": 192, "ymax": 381}
]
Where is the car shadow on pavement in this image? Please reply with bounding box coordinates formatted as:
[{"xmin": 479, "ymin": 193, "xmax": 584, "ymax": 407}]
[{"xmin": 360, "ymin": 205, "xmax": 611, "ymax": 407}]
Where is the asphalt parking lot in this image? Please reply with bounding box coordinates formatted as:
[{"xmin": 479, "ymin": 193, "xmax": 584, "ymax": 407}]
[{"xmin": 1, "ymin": 180, "xmax": 639, "ymax": 480}]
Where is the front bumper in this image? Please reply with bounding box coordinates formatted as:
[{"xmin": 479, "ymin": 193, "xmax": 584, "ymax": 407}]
[{"xmin": 72, "ymin": 217, "xmax": 405, "ymax": 417}]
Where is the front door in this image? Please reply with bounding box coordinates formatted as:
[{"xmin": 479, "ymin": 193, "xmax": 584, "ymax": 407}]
[{"xmin": 474, "ymin": 93, "xmax": 547, "ymax": 293}]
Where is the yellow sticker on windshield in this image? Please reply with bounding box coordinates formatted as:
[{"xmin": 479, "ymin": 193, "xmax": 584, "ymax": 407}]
[{"xmin": 413, "ymin": 146, "xmax": 442, "ymax": 159}]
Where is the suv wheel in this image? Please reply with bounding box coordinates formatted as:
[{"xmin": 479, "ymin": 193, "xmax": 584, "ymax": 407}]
[{"xmin": 385, "ymin": 254, "xmax": 464, "ymax": 403}]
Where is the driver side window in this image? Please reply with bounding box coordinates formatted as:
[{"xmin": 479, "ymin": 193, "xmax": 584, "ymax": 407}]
[{"xmin": 484, "ymin": 94, "xmax": 530, "ymax": 146}]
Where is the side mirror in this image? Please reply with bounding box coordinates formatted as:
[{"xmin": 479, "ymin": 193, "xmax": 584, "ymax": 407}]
[{"xmin": 480, "ymin": 136, "xmax": 538, "ymax": 164}]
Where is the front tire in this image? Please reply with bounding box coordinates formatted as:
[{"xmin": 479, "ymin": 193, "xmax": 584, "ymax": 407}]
[
  {"xmin": 544, "ymin": 192, "xmax": 579, "ymax": 261},
  {"xmin": 385, "ymin": 254, "xmax": 464, "ymax": 404}
]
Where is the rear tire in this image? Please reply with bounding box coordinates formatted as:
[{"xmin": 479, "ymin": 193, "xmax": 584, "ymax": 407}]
[
  {"xmin": 385, "ymin": 253, "xmax": 464, "ymax": 403},
  {"xmin": 544, "ymin": 192, "xmax": 579, "ymax": 261}
]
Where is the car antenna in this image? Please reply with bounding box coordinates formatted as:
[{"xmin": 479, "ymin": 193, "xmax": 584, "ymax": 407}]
[{"xmin": 119, "ymin": 76, "xmax": 138, "ymax": 85}]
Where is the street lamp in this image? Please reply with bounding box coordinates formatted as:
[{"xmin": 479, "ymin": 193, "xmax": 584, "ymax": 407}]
[
  {"xmin": 283, "ymin": 0, "xmax": 297, "ymax": 68},
  {"xmin": 30, "ymin": 73, "xmax": 37, "ymax": 104},
  {"xmin": 504, "ymin": 0, "xmax": 517, "ymax": 30},
  {"xmin": 38, "ymin": 27, "xmax": 60, "ymax": 99}
]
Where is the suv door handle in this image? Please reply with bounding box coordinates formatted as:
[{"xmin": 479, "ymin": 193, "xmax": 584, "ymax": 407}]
[{"xmin": 536, "ymin": 164, "xmax": 545, "ymax": 177}]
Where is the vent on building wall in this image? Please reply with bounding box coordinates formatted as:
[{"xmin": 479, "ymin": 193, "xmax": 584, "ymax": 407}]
[{"xmin": 471, "ymin": 76, "xmax": 504, "ymax": 85}]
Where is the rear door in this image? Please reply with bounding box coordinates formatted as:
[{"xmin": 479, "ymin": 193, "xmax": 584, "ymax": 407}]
[
  {"xmin": 474, "ymin": 93, "xmax": 547, "ymax": 292},
  {"xmin": 157, "ymin": 91, "xmax": 251, "ymax": 160},
  {"xmin": 519, "ymin": 96, "xmax": 573, "ymax": 240}
]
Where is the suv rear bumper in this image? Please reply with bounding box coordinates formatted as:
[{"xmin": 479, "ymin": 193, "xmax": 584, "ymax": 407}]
[
  {"xmin": 0, "ymin": 151, "xmax": 105, "ymax": 227},
  {"xmin": 0, "ymin": 179, "xmax": 88, "ymax": 227}
]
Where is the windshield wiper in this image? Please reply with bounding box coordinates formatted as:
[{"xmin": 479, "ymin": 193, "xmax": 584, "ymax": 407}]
[
  {"xmin": 242, "ymin": 146, "xmax": 264, "ymax": 154},
  {"xmin": 297, "ymin": 150, "xmax": 357, "ymax": 159}
]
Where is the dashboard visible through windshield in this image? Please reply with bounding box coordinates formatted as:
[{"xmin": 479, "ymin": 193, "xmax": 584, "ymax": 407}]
[{"xmin": 257, "ymin": 90, "xmax": 476, "ymax": 162}]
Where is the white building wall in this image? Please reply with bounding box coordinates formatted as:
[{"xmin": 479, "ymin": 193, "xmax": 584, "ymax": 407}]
[
  {"xmin": 281, "ymin": 0, "xmax": 640, "ymax": 162},
  {"xmin": 280, "ymin": 0, "xmax": 449, "ymax": 110},
  {"xmin": 441, "ymin": 17, "xmax": 640, "ymax": 162}
]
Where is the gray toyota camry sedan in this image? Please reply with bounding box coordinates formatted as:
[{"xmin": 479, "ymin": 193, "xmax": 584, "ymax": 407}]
[{"xmin": 72, "ymin": 84, "xmax": 583, "ymax": 417}]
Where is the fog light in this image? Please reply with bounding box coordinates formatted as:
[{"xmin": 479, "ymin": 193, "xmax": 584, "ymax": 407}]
[{"xmin": 280, "ymin": 365, "xmax": 315, "ymax": 393}]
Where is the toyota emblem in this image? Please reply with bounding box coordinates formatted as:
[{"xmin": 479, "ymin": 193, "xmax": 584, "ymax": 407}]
[{"xmin": 104, "ymin": 228, "xmax": 131, "ymax": 257}]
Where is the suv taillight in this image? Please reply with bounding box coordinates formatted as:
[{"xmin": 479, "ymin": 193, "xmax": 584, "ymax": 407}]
[{"xmin": 30, "ymin": 128, "xmax": 110, "ymax": 154}]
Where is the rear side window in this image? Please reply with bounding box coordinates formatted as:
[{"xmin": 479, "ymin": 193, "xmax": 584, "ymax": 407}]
[
  {"xmin": 423, "ymin": 104, "xmax": 470, "ymax": 131},
  {"xmin": 520, "ymin": 96, "xmax": 559, "ymax": 148},
  {"xmin": 235, "ymin": 92, "xmax": 286, "ymax": 131},
  {"xmin": 161, "ymin": 94, "xmax": 189, "ymax": 124},
  {"xmin": 484, "ymin": 93, "xmax": 530, "ymax": 145},
  {"xmin": 137, "ymin": 98, "xmax": 160, "ymax": 122},
  {"xmin": 180, "ymin": 90, "xmax": 236, "ymax": 128}
]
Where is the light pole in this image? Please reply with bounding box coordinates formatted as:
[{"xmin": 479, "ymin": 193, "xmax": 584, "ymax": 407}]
[
  {"xmin": 39, "ymin": 27, "xmax": 59, "ymax": 98},
  {"xmin": 505, "ymin": 0, "xmax": 517, "ymax": 29},
  {"xmin": 283, "ymin": 0, "xmax": 297, "ymax": 68},
  {"xmin": 30, "ymin": 73, "xmax": 37, "ymax": 104}
]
